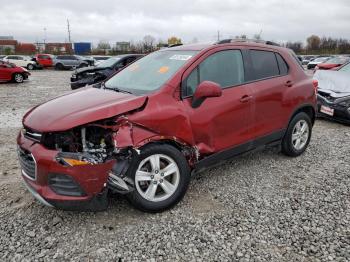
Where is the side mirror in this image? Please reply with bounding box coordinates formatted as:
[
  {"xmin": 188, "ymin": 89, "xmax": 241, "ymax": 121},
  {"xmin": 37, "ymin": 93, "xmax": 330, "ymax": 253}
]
[{"xmin": 192, "ymin": 81, "xmax": 222, "ymax": 108}]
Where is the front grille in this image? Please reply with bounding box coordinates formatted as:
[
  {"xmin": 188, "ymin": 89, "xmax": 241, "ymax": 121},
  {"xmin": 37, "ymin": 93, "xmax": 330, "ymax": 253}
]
[
  {"xmin": 18, "ymin": 147, "xmax": 36, "ymax": 180},
  {"xmin": 24, "ymin": 128, "xmax": 42, "ymax": 143}
]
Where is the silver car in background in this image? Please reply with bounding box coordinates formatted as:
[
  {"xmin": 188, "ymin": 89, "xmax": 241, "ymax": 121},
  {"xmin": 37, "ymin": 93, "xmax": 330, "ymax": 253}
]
[{"xmin": 53, "ymin": 55, "xmax": 89, "ymax": 70}]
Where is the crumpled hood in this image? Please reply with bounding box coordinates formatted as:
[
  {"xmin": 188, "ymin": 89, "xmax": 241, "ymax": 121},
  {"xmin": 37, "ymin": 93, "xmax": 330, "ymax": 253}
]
[
  {"xmin": 314, "ymin": 70, "xmax": 350, "ymax": 97},
  {"xmin": 74, "ymin": 66, "xmax": 109, "ymax": 74},
  {"xmin": 23, "ymin": 87, "xmax": 147, "ymax": 132}
]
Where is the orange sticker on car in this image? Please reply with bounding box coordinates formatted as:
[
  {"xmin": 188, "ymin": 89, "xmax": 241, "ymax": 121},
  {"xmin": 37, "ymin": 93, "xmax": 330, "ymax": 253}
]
[{"xmin": 158, "ymin": 66, "xmax": 169, "ymax": 73}]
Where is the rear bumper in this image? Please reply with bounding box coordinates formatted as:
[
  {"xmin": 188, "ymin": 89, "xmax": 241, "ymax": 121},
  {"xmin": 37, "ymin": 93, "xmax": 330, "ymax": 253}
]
[{"xmin": 17, "ymin": 132, "xmax": 114, "ymax": 211}]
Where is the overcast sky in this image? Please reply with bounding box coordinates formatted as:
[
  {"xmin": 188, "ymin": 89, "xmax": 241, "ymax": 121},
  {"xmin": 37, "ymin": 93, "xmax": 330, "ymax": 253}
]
[{"xmin": 1, "ymin": 0, "xmax": 349, "ymax": 45}]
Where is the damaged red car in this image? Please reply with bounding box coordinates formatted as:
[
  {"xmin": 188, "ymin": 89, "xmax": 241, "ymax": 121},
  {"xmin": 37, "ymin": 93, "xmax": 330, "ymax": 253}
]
[{"xmin": 17, "ymin": 40, "xmax": 317, "ymax": 212}]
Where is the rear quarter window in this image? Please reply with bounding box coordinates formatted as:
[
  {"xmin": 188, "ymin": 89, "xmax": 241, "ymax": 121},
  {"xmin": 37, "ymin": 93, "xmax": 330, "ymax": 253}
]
[
  {"xmin": 275, "ymin": 53, "xmax": 289, "ymax": 75},
  {"xmin": 250, "ymin": 50, "xmax": 279, "ymax": 80}
]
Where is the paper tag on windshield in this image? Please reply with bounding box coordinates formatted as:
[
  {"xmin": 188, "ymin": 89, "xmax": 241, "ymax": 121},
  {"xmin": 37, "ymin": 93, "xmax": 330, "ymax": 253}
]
[{"xmin": 169, "ymin": 55, "xmax": 192, "ymax": 61}]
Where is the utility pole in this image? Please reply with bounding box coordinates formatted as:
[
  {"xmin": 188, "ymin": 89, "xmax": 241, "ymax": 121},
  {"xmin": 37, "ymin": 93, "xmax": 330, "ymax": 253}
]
[
  {"xmin": 43, "ymin": 27, "xmax": 47, "ymax": 44},
  {"xmin": 67, "ymin": 19, "xmax": 71, "ymax": 43}
]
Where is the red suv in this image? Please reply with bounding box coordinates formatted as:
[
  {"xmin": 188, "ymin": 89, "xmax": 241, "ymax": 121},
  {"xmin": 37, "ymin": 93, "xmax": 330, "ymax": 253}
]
[{"xmin": 17, "ymin": 40, "xmax": 317, "ymax": 212}]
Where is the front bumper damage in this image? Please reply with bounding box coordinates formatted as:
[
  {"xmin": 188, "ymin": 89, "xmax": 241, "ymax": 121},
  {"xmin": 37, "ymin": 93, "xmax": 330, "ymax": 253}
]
[
  {"xmin": 317, "ymin": 95, "xmax": 350, "ymax": 124},
  {"xmin": 17, "ymin": 133, "xmax": 114, "ymax": 211}
]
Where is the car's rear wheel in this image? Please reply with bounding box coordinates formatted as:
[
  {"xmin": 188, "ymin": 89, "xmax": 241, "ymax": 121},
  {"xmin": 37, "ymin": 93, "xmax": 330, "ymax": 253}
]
[
  {"xmin": 27, "ymin": 64, "xmax": 34, "ymax": 70},
  {"xmin": 127, "ymin": 144, "xmax": 191, "ymax": 212},
  {"xmin": 282, "ymin": 112, "xmax": 312, "ymax": 157},
  {"xmin": 55, "ymin": 63, "xmax": 64, "ymax": 70},
  {"xmin": 13, "ymin": 73, "xmax": 24, "ymax": 83}
]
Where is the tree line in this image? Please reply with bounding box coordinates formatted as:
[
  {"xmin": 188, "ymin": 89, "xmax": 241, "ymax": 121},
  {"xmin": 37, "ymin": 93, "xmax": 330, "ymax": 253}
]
[
  {"xmin": 92, "ymin": 35, "xmax": 183, "ymax": 55},
  {"xmin": 283, "ymin": 35, "xmax": 350, "ymax": 55}
]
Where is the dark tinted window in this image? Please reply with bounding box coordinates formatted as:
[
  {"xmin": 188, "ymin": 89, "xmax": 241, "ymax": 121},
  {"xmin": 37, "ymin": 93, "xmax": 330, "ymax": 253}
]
[
  {"xmin": 250, "ymin": 50, "xmax": 279, "ymax": 80},
  {"xmin": 275, "ymin": 53, "xmax": 289, "ymax": 75},
  {"xmin": 185, "ymin": 67, "xmax": 200, "ymax": 96},
  {"xmin": 184, "ymin": 50, "xmax": 245, "ymax": 96},
  {"xmin": 56, "ymin": 56, "xmax": 66, "ymax": 60},
  {"xmin": 125, "ymin": 57, "xmax": 136, "ymax": 64}
]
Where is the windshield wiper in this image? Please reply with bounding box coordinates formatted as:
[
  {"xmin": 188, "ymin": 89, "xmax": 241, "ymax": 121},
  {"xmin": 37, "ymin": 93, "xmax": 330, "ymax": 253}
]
[{"xmin": 102, "ymin": 82, "xmax": 133, "ymax": 94}]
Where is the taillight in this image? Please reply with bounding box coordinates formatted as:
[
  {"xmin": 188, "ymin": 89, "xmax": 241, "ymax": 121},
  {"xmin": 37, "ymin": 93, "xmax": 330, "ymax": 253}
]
[{"xmin": 312, "ymin": 79, "xmax": 318, "ymax": 94}]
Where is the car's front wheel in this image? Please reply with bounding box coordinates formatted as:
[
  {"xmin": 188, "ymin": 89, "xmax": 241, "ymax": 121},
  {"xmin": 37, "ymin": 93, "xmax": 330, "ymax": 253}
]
[
  {"xmin": 282, "ymin": 112, "xmax": 312, "ymax": 157},
  {"xmin": 55, "ymin": 63, "xmax": 64, "ymax": 70},
  {"xmin": 127, "ymin": 144, "xmax": 191, "ymax": 212},
  {"xmin": 13, "ymin": 73, "xmax": 24, "ymax": 83},
  {"xmin": 27, "ymin": 64, "xmax": 34, "ymax": 70}
]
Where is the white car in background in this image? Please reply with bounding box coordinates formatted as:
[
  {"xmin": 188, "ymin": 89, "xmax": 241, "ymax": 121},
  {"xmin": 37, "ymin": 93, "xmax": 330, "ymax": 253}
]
[
  {"xmin": 307, "ymin": 57, "xmax": 331, "ymax": 70},
  {"xmin": 3, "ymin": 55, "xmax": 37, "ymax": 70}
]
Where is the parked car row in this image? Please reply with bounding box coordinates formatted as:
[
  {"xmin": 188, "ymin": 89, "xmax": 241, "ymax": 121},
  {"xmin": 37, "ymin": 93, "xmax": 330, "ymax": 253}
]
[
  {"xmin": 300, "ymin": 54, "xmax": 350, "ymax": 71},
  {"xmin": 0, "ymin": 54, "xmax": 117, "ymax": 70}
]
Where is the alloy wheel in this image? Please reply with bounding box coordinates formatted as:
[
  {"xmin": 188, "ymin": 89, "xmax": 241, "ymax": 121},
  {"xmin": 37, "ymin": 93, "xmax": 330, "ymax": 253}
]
[
  {"xmin": 135, "ymin": 154, "xmax": 180, "ymax": 202},
  {"xmin": 14, "ymin": 74, "xmax": 23, "ymax": 83},
  {"xmin": 291, "ymin": 119, "xmax": 309, "ymax": 150}
]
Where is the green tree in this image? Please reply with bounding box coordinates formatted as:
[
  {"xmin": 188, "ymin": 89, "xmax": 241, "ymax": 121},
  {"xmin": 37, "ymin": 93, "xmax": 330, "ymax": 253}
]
[
  {"xmin": 168, "ymin": 36, "xmax": 182, "ymax": 46},
  {"xmin": 306, "ymin": 35, "xmax": 321, "ymax": 51}
]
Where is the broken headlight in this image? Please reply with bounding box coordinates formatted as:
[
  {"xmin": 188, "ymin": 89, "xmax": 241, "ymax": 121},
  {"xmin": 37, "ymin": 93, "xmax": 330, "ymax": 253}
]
[
  {"xmin": 339, "ymin": 100, "xmax": 350, "ymax": 107},
  {"xmin": 43, "ymin": 125, "xmax": 115, "ymax": 164}
]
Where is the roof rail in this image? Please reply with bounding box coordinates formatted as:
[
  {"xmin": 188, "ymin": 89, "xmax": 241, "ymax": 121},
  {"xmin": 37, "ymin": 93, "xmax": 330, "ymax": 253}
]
[{"xmin": 216, "ymin": 38, "xmax": 280, "ymax": 47}]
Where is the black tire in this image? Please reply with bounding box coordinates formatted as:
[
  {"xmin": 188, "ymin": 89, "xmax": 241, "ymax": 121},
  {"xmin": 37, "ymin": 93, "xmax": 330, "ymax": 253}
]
[
  {"xmin": 13, "ymin": 73, "xmax": 24, "ymax": 83},
  {"xmin": 55, "ymin": 63, "xmax": 64, "ymax": 70},
  {"xmin": 27, "ymin": 64, "xmax": 34, "ymax": 70},
  {"xmin": 282, "ymin": 112, "xmax": 312, "ymax": 157},
  {"xmin": 126, "ymin": 144, "xmax": 191, "ymax": 212}
]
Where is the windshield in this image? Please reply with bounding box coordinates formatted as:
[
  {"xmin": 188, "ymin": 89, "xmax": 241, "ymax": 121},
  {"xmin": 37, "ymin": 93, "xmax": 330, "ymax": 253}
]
[
  {"xmin": 104, "ymin": 50, "xmax": 198, "ymax": 95},
  {"xmin": 339, "ymin": 63, "xmax": 350, "ymax": 72},
  {"xmin": 97, "ymin": 57, "xmax": 121, "ymax": 68}
]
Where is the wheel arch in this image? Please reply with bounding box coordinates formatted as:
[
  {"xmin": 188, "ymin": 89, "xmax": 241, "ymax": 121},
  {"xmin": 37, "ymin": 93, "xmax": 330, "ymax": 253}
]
[{"xmin": 288, "ymin": 103, "xmax": 316, "ymax": 126}]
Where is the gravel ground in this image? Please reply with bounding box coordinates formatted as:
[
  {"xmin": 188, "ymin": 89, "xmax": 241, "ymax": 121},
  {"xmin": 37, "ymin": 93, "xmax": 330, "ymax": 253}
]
[{"xmin": 0, "ymin": 70, "xmax": 349, "ymax": 261}]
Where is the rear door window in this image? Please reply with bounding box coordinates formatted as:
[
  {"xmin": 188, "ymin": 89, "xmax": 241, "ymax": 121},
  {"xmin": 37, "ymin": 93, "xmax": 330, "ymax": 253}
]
[
  {"xmin": 275, "ymin": 53, "xmax": 289, "ymax": 75},
  {"xmin": 250, "ymin": 50, "xmax": 279, "ymax": 80},
  {"xmin": 39, "ymin": 55, "xmax": 49, "ymax": 59},
  {"xmin": 184, "ymin": 50, "xmax": 245, "ymax": 96}
]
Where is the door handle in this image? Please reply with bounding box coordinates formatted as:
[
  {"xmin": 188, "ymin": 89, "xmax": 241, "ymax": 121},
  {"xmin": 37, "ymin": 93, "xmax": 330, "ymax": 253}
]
[
  {"xmin": 285, "ymin": 80, "xmax": 293, "ymax": 87},
  {"xmin": 240, "ymin": 95, "xmax": 252, "ymax": 103}
]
